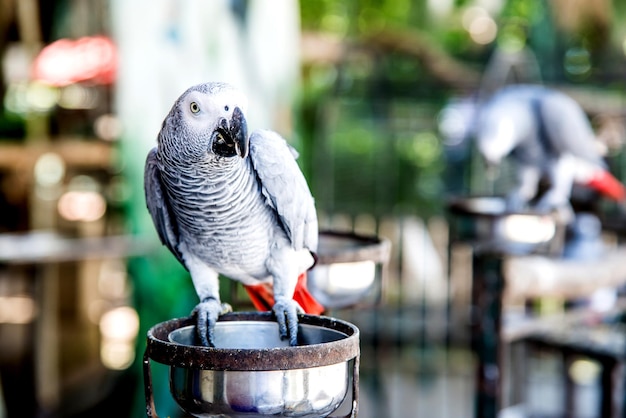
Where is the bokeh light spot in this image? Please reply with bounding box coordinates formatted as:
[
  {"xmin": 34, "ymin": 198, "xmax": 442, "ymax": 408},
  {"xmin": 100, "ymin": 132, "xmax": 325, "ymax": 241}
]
[
  {"xmin": 34, "ymin": 153, "xmax": 65, "ymax": 187},
  {"xmin": 469, "ymin": 15, "xmax": 498, "ymax": 45},
  {"xmin": 94, "ymin": 114, "xmax": 123, "ymax": 141},
  {"xmin": 564, "ymin": 47, "xmax": 591, "ymax": 80},
  {"xmin": 0, "ymin": 295, "xmax": 36, "ymax": 324},
  {"xmin": 99, "ymin": 306, "xmax": 139, "ymax": 370}
]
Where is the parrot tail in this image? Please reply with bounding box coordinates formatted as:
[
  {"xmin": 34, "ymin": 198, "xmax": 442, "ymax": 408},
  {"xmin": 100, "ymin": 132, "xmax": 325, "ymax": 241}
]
[
  {"xmin": 244, "ymin": 272, "xmax": 325, "ymax": 315},
  {"xmin": 586, "ymin": 170, "xmax": 626, "ymax": 201}
]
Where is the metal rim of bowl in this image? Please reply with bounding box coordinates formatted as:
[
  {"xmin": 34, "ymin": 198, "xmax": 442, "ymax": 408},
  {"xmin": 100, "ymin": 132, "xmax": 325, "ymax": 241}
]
[
  {"xmin": 447, "ymin": 195, "xmax": 515, "ymax": 218},
  {"xmin": 317, "ymin": 230, "xmax": 391, "ymax": 265},
  {"xmin": 145, "ymin": 312, "xmax": 360, "ymax": 371},
  {"xmin": 447, "ymin": 195, "xmax": 567, "ymax": 219}
]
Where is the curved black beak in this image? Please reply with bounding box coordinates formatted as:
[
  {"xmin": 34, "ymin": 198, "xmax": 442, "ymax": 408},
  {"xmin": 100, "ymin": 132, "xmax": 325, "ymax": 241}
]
[
  {"xmin": 230, "ymin": 107, "xmax": 248, "ymax": 158},
  {"xmin": 212, "ymin": 107, "xmax": 249, "ymax": 158}
]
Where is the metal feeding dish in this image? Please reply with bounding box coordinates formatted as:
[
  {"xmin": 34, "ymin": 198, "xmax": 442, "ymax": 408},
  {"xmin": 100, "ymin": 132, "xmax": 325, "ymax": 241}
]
[
  {"xmin": 448, "ymin": 196, "xmax": 566, "ymax": 255},
  {"xmin": 143, "ymin": 312, "xmax": 360, "ymax": 418},
  {"xmin": 308, "ymin": 231, "xmax": 391, "ymax": 309}
]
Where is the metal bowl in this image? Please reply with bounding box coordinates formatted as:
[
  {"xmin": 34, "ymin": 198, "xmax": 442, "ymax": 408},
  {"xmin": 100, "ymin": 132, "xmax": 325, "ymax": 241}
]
[
  {"xmin": 308, "ymin": 231, "xmax": 391, "ymax": 309},
  {"xmin": 447, "ymin": 196, "xmax": 565, "ymax": 255},
  {"xmin": 143, "ymin": 313, "xmax": 360, "ymax": 418}
]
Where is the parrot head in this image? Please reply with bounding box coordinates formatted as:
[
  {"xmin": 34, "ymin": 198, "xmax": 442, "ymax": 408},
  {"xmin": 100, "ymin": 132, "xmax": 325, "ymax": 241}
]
[
  {"xmin": 159, "ymin": 82, "xmax": 249, "ymax": 161},
  {"xmin": 476, "ymin": 112, "xmax": 526, "ymax": 167},
  {"xmin": 475, "ymin": 115, "xmax": 519, "ymax": 167},
  {"xmin": 474, "ymin": 98, "xmax": 536, "ymax": 169}
]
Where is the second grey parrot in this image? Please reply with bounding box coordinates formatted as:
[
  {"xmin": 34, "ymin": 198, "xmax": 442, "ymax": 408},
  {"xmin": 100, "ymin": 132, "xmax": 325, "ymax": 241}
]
[
  {"xmin": 473, "ymin": 85, "xmax": 625, "ymax": 213},
  {"xmin": 144, "ymin": 82, "xmax": 322, "ymax": 346}
]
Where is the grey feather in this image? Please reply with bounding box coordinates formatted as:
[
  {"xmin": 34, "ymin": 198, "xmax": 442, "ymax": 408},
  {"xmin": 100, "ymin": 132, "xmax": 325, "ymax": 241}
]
[
  {"xmin": 537, "ymin": 90, "xmax": 605, "ymax": 167},
  {"xmin": 249, "ymin": 130, "xmax": 318, "ymax": 252},
  {"xmin": 476, "ymin": 85, "xmax": 603, "ymax": 165},
  {"xmin": 144, "ymin": 148, "xmax": 185, "ymax": 266}
]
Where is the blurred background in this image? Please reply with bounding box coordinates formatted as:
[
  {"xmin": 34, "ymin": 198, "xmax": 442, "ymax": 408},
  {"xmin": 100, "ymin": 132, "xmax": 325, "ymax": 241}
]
[{"xmin": 1, "ymin": 0, "xmax": 626, "ymax": 417}]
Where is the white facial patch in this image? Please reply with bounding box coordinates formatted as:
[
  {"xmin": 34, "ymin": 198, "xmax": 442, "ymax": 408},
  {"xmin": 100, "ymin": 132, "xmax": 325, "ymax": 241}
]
[{"xmin": 183, "ymin": 89, "xmax": 248, "ymax": 133}]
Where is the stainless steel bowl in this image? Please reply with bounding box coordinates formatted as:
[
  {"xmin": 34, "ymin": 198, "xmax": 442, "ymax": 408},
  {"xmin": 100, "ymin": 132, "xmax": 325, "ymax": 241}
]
[
  {"xmin": 448, "ymin": 196, "xmax": 565, "ymax": 255},
  {"xmin": 144, "ymin": 313, "xmax": 360, "ymax": 418},
  {"xmin": 309, "ymin": 231, "xmax": 391, "ymax": 309}
]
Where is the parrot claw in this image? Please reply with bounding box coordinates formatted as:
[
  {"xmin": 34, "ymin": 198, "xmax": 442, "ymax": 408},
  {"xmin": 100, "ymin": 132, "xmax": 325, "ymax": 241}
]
[
  {"xmin": 272, "ymin": 297, "xmax": 304, "ymax": 346},
  {"xmin": 193, "ymin": 298, "xmax": 232, "ymax": 347}
]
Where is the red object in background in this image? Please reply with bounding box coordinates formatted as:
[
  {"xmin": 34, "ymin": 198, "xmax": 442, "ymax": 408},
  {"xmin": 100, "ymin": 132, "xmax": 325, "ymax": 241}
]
[
  {"xmin": 244, "ymin": 272, "xmax": 325, "ymax": 315},
  {"xmin": 32, "ymin": 35, "xmax": 117, "ymax": 86}
]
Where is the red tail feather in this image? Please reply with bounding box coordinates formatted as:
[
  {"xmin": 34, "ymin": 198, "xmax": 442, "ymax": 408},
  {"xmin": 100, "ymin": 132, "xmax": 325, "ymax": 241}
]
[
  {"xmin": 243, "ymin": 272, "xmax": 325, "ymax": 315},
  {"xmin": 586, "ymin": 170, "xmax": 626, "ymax": 201}
]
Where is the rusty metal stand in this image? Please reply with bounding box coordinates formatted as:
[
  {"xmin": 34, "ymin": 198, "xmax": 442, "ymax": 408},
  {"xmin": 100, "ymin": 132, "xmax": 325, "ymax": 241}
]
[
  {"xmin": 448, "ymin": 196, "xmax": 565, "ymax": 418},
  {"xmin": 470, "ymin": 250, "xmax": 504, "ymax": 418}
]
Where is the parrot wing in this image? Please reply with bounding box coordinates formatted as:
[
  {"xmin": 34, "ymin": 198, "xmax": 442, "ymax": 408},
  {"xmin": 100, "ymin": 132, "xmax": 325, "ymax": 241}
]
[
  {"xmin": 538, "ymin": 91, "xmax": 606, "ymax": 168},
  {"xmin": 249, "ymin": 130, "xmax": 318, "ymax": 252},
  {"xmin": 144, "ymin": 147, "xmax": 186, "ymax": 266}
]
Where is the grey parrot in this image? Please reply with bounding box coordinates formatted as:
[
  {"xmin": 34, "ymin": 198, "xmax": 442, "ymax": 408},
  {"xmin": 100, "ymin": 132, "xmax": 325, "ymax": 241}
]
[
  {"xmin": 144, "ymin": 82, "xmax": 323, "ymax": 347},
  {"xmin": 473, "ymin": 85, "xmax": 625, "ymax": 213}
]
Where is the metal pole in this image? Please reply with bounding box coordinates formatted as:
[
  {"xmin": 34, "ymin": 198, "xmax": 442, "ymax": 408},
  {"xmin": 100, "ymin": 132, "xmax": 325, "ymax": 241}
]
[{"xmin": 471, "ymin": 250, "xmax": 504, "ymax": 418}]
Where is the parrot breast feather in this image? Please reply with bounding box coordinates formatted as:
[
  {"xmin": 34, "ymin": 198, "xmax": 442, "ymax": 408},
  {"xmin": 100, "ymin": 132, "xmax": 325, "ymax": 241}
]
[
  {"xmin": 249, "ymin": 130, "xmax": 318, "ymax": 252},
  {"xmin": 144, "ymin": 148, "xmax": 186, "ymax": 267}
]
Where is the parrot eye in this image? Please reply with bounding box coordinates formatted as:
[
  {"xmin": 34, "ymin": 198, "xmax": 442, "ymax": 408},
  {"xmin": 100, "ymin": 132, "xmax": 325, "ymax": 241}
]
[{"xmin": 190, "ymin": 102, "xmax": 201, "ymax": 114}]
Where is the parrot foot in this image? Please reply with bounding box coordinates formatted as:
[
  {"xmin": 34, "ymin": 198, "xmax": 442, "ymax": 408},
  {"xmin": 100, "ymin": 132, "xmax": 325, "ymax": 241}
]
[
  {"xmin": 534, "ymin": 193, "xmax": 574, "ymax": 222},
  {"xmin": 272, "ymin": 297, "xmax": 304, "ymax": 346},
  {"xmin": 193, "ymin": 298, "xmax": 232, "ymax": 347},
  {"xmin": 534, "ymin": 190, "xmax": 569, "ymax": 212}
]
